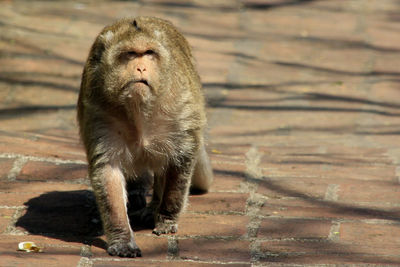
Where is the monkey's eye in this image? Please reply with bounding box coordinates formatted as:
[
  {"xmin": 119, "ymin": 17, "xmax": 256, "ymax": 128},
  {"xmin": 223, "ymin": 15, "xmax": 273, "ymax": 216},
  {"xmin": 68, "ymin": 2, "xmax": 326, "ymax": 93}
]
[
  {"xmin": 120, "ymin": 50, "xmax": 157, "ymax": 61},
  {"xmin": 126, "ymin": 51, "xmax": 138, "ymax": 58},
  {"xmin": 144, "ymin": 50, "xmax": 155, "ymax": 55}
]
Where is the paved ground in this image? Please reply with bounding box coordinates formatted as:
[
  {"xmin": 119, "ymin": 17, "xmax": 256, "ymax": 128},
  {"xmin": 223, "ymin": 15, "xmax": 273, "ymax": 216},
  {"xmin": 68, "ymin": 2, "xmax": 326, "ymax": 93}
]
[{"xmin": 1, "ymin": 0, "xmax": 400, "ymax": 266}]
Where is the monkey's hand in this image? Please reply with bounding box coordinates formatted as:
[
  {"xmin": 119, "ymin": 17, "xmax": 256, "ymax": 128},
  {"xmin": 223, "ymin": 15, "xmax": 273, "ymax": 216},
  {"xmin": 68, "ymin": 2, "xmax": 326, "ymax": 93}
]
[
  {"xmin": 107, "ymin": 240, "xmax": 142, "ymax": 258},
  {"xmin": 152, "ymin": 215, "xmax": 178, "ymax": 236}
]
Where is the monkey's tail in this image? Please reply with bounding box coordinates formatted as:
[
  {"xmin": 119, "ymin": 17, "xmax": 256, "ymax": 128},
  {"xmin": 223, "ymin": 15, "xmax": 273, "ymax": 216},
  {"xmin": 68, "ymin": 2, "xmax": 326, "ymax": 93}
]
[{"xmin": 190, "ymin": 144, "xmax": 213, "ymax": 193}]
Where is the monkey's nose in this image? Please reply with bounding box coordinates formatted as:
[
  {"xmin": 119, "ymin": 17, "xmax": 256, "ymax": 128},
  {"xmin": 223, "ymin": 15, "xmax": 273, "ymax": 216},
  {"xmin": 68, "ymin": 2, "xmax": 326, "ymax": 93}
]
[{"xmin": 136, "ymin": 66, "xmax": 146, "ymax": 73}]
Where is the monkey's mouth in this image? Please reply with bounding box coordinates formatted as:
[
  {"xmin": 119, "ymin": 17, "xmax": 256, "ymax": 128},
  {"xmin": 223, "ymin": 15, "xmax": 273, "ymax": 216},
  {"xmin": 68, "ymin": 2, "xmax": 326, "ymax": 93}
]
[
  {"xmin": 134, "ymin": 79, "xmax": 149, "ymax": 86},
  {"xmin": 122, "ymin": 79, "xmax": 152, "ymax": 98}
]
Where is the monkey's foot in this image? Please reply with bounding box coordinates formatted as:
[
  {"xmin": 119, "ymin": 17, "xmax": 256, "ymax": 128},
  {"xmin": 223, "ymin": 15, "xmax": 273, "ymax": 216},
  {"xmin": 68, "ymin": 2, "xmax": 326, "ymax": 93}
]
[
  {"xmin": 129, "ymin": 206, "xmax": 155, "ymax": 228},
  {"xmin": 152, "ymin": 217, "xmax": 178, "ymax": 236},
  {"xmin": 107, "ymin": 241, "xmax": 142, "ymax": 258}
]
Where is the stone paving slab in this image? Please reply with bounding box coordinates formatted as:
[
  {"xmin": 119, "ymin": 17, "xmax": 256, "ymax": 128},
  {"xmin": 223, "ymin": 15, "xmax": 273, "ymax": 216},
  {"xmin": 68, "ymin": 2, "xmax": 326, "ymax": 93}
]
[{"xmin": 1, "ymin": 0, "xmax": 400, "ymax": 266}]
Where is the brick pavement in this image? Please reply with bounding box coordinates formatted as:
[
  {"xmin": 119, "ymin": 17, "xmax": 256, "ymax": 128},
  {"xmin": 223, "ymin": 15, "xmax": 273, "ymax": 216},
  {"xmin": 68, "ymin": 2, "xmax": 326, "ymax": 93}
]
[{"xmin": 1, "ymin": 0, "xmax": 400, "ymax": 266}]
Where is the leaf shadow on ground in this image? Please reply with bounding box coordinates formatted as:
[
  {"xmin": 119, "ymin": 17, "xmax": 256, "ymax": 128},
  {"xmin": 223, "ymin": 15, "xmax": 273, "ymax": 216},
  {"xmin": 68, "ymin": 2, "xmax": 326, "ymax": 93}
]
[
  {"xmin": 130, "ymin": 0, "xmax": 318, "ymax": 11},
  {"xmin": 213, "ymin": 169, "xmax": 400, "ymax": 264}
]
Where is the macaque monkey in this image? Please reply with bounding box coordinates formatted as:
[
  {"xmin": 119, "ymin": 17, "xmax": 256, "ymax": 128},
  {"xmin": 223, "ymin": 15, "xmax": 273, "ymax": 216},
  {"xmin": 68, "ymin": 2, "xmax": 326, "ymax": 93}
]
[{"xmin": 77, "ymin": 17, "xmax": 213, "ymax": 257}]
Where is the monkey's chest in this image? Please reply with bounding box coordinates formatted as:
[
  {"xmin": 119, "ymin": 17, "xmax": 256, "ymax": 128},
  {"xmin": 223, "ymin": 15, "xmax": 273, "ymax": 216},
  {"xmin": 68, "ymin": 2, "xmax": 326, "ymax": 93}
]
[
  {"xmin": 112, "ymin": 116, "xmax": 187, "ymax": 173},
  {"xmin": 124, "ymin": 129, "xmax": 181, "ymax": 172}
]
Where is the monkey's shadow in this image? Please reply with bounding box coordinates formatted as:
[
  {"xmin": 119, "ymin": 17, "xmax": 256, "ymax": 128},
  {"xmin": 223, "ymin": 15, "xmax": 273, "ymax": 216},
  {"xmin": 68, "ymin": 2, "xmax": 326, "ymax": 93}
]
[
  {"xmin": 16, "ymin": 188, "xmax": 205, "ymax": 248},
  {"xmin": 16, "ymin": 190, "xmax": 107, "ymax": 248}
]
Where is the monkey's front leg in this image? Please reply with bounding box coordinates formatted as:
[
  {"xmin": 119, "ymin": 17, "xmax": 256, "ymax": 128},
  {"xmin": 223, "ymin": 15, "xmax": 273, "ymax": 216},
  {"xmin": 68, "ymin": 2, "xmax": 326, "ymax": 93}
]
[
  {"xmin": 152, "ymin": 163, "xmax": 193, "ymax": 236},
  {"xmin": 91, "ymin": 164, "xmax": 141, "ymax": 257}
]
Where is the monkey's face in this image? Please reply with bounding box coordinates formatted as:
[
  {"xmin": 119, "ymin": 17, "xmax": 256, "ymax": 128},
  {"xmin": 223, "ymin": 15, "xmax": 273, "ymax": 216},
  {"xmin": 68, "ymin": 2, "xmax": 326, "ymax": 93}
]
[
  {"xmin": 99, "ymin": 26, "xmax": 169, "ymax": 106},
  {"xmin": 115, "ymin": 38, "xmax": 161, "ymax": 103}
]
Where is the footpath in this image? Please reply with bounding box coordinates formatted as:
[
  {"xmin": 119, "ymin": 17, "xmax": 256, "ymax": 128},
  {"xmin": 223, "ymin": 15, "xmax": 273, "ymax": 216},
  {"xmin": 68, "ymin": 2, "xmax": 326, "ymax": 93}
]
[{"xmin": 1, "ymin": 0, "xmax": 400, "ymax": 266}]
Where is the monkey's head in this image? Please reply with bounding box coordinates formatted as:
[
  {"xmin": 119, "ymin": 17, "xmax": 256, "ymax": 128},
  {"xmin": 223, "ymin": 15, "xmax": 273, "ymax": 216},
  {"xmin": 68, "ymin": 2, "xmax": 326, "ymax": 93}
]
[{"xmin": 84, "ymin": 17, "xmax": 197, "ymax": 108}]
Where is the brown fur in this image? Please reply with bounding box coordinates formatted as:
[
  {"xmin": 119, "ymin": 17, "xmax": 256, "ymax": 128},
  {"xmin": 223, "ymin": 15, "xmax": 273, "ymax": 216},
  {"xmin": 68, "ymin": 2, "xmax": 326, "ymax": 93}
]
[{"xmin": 77, "ymin": 17, "xmax": 213, "ymax": 257}]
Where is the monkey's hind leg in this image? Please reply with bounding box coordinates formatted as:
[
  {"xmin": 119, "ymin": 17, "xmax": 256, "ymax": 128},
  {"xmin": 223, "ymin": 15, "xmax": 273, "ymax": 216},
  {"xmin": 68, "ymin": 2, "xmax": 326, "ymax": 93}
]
[
  {"xmin": 127, "ymin": 171, "xmax": 153, "ymax": 213},
  {"xmin": 128, "ymin": 171, "xmax": 157, "ymax": 229},
  {"xmin": 130, "ymin": 171, "xmax": 165, "ymax": 229},
  {"xmin": 91, "ymin": 164, "xmax": 141, "ymax": 257},
  {"xmin": 191, "ymin": 144, "xmax": 213, "ymax": 193}
]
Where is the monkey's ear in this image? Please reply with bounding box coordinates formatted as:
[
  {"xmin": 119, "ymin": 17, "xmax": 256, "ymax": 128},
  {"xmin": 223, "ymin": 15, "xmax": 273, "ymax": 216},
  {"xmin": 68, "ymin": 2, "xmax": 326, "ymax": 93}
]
[
  {"xmin": 88, "ymin": 35, "xmax": 107, "ymax": 64},
  {"xmin": 132, "ymin": 19, "xmax": 140, "ymax": 31}
]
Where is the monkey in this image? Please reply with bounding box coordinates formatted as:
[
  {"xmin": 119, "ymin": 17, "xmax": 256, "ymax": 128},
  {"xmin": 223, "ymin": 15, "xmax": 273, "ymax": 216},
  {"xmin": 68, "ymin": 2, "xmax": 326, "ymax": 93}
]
[{"xmin": 77, "ymin": 17, "xmax": 213, "ymax": 257}]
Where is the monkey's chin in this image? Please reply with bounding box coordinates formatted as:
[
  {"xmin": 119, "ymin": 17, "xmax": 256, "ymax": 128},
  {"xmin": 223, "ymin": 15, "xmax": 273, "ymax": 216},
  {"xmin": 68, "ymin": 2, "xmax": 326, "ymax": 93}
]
[{"xmin": 126, "ymin": 82, "xmax": 152, "ymax": 102}]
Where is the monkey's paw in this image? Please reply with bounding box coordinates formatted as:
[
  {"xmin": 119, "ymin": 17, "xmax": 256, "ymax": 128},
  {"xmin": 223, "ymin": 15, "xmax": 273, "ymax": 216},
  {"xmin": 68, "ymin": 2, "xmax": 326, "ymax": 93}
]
[
  {"xmin": 152, "ymin": 219, "xmax": 178, "ymax": 236},
  {"xmin": 107, "ymin": 241, "xmax": 142, "ymax": 258}
]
